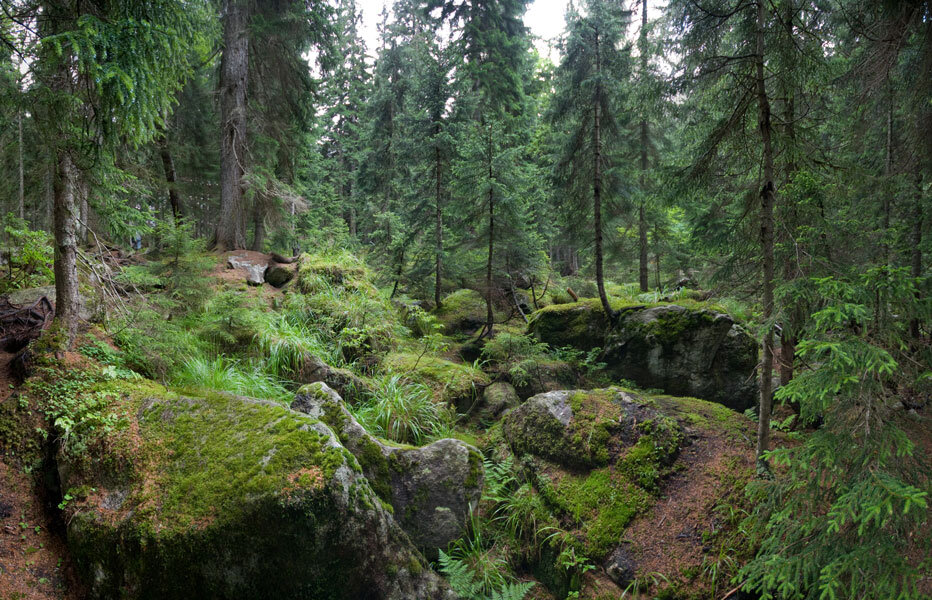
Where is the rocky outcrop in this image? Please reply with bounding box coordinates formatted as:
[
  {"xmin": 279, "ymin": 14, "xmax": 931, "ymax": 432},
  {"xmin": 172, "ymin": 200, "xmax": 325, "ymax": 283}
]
[
  {"xmin": 527, "ymin": 299, "xmax": 615, "ymax": 352},
  {"xmin": 604, "ymin": 305, "xmax": 758, "ymax": 411},
  {"xmin": 58, "ymin": 382, "xmax": 453, "ymax": 600},
  {"xmin": 528, "ymin": 302, "xmax": 758, "ymax": 411},
  {"xmin": 295, "ymin": 355, "xmax": 372, "ymax": 404},
  {"xmin": 293, "ymin": 382, "xmax": 483, "ymax": 554}
]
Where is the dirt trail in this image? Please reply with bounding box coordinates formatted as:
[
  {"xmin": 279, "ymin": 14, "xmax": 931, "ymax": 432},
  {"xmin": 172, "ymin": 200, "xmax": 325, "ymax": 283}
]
[{"xmin": 0, "ymin": 350, "xmax": 82, "ymax": 600}]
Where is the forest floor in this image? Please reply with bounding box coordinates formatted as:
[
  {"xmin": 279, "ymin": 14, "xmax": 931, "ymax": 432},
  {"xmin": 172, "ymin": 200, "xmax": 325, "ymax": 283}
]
[{"xmin": 0, "ymin": 350, "xmax": 82, "ymax": 600}]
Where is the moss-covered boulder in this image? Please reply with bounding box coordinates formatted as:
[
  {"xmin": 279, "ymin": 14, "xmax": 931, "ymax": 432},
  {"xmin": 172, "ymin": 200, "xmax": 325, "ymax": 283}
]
[
  {"xmin": 473, "ymin": 381, "xmax": 520, "ymax": 424},
  {"xmin": 528, "ymin": 301, "xmax": 758, "ymax": 411},
  {"xmin": 58, "ymin": 381, "xmax": 453, "ymax": 600},
  {"xmin": 264, "ymin": 262, "xmax": 295, "ymax": 287},
  {"xmin": 383, "ymin": 352, "xmax": 489, "ymax": 410},
  {"xmin": 293, "ymin": 382, "xmax": 483, "ymax": 554},
  {"xmin": 433, "ymin": 289, "xmax": 488, "ymax": 335},
  {"xmin": 511, "ymin": 359, "xmax": 579, "ymax": 400},
  {"xmin": 527, "ymin": 299, "xmax": 616, "ymax": 351},
  {"xmin": 604, "ymin": 305, "xmax": 758, "ymax": 411},
  {"xmin": 503, "ymin": 388, "xmax": 681, "ymax": 470}
]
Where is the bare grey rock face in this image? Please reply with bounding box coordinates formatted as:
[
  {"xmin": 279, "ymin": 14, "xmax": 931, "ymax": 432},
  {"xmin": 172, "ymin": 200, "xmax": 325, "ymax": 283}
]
[{"xmin": 227, "ymin": 253, "xmax": 268, "ymax": 285}]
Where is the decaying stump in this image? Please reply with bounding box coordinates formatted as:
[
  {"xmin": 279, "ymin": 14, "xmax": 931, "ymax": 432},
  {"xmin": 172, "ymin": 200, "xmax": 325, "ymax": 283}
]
[{"xmin": 0, "ymin": 295, "xmax": 54, "ymax": 353}]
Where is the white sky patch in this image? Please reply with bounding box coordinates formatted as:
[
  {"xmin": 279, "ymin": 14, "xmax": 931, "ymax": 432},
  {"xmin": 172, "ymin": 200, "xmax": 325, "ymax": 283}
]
[
  {"xmin": 354, "ymin": 0, "xmax": 665, "ymax": 63},
  {"xmin": 356, "ymin": 0, "xmax": 572, "ymax": 59}
]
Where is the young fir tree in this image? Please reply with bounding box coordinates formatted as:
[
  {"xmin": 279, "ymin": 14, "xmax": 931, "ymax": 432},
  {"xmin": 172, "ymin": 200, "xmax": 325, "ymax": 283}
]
[
  {"xmin": 549, "ymin": 0, "xmax": 632, "ymax": 321},
  {"xmin": 429, "ymin": 0, "xmax": 532, "ymax": 336}
]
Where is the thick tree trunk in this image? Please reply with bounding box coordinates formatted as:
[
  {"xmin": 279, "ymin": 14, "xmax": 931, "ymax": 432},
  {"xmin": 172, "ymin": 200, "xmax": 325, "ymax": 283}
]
[
  {"xmin": 638, "ymin": 0, "xmax": 650, "ymax": 293},
  {"xmin": 216, "ymin": 0, "xmax": 249, "ymax": 251},
  {"xmin": 53, "ymin": 151, "xmax": 81, "ymax": 345},
  {"xmin": 483, "ymin": 123, "xmax": 495, "ymax": 337},
  {"xmin": 45, "ymin": 158, "xmax": 54, "ymax": 232},
  {"xmin": 159, "ymin": 135, "xmax": 182, "ymax": 222},
  {"xmin": 593, "ymin": 27, "xmax": 612, "ymax": 322},
  {"xmin": 434, "ymin": 144, "xmax": 443, "ymax": 309},
  {"xmin": 754, "ymin": 0, "xmax": 777, "ymax": 473}
]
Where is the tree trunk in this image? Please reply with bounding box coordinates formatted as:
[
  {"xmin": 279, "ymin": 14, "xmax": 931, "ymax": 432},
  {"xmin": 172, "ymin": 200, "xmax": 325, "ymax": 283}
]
[
  {"xmin": 53, "ymin": 151, "xmax": 81, "ymax": 345},
  {"xmin": 250, "ymin": 199, "xmax": 266, "ymax": 251},
  {"xmin": 655, "ymin": 249, "xmax": 661, "ymax": 290},
  {"xmin": 593, "ymin": 26, "xmax": 612, "ymax": 322},
  {"xmin": 45, "ymin": 158, "xmax": 54, "ymax": 233},
  {"xmin": 159, "ymin": 135, "xmax": 182, "ymax": 222},
  {"xmin": 434, "ymin": 143, "xmax": 444, "ymax": 309},
  {"xmin": 77, "ymin": 176, "xmax": 89, "ymax": 245},
  {"xmin": 216, "ymin": 0, "xmax": 249, "ymax": 251},
  {"xmin": 17, "ymin": 113, "xmax": 24, "ymax": 221},
  {"xmin": 778, "ymin": 0, "xmax": 797, "ymax": 387},
  {"xmin": 754, "ymin": 0, "xmax": 777, "ymax": 474},
  {"xmin": 638, "ymin": 0, "xmax": 650, "ymax": 293},
  {"xmin": 483, "ymin": 122, "xmax": 495, "ymax": 337},
  {"xmin": 910, "ymin": 168, "xmax": 923, "ymax": 339}
]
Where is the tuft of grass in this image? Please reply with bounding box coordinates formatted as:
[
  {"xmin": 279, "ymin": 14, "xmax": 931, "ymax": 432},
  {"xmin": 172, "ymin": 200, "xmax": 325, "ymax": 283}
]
[
  {"xmin": 171, "ymin": 356, "xmax": 291, "ymax": 403},
  {"xmin": 352, "ymin": 374, "xmax": 455, "ymax": 445},
  {"xmin": 255, "ymin": 314, "xmax": 335, "ymax": 376}
]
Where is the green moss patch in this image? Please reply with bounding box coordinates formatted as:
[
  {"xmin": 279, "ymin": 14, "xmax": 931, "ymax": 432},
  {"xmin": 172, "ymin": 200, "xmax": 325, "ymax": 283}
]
[{"xmin": 550, "ymin": 468, "xmax": 652, "ymax": 557}]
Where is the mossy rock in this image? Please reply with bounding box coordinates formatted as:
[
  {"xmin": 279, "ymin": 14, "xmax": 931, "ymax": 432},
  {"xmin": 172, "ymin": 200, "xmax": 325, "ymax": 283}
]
[
  {"xmin": 294, "ymin": 355, "xmax": 373, "ymax": 405},
  {"xmin": 433, "ymin": 289, "xmax": 489, "ymax": 335},
  {"xmin": 57, "ymin": 379, "xmax": 452, "ymax": 599},
  {"xmin": 504, "ymin": 388, "xmax": 681, "ymax": 470},
  {"xmin": 511, "ymin": 359, "xmax": 579, "ymax": 400},
  {"xmin": 292, "ymin": 382, "xmax": 483, "ymax": 555},
  {"xmin": 383, "ymin": 352, "xmax": 489, "ymax": 409},
  {"xmin": 472, "ymin": 381, "xmax": 520, "ymax": 425},
  {"xmin": 529, "ymin": 302, "xmax": 758, "ymax": 412},
  {"xmin": 605, "ymin": 305, "xmax": 758, "ymax": 411}
]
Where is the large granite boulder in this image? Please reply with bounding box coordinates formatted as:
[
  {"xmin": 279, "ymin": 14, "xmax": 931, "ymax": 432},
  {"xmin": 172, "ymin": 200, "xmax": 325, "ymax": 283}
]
[
  {"xmin": 604, "ymin": 305, "xmax": 758, "ymax": 411},
  {"xmin": 293, "ymin": 382, "xmax": 483, "ymax": 554},
  {"xmin": 503, "ymin": 388, "xmax": 682, "ymax": 470},
  {"xmin": 527, "ymin": 299, "xmax": 614, "ymax": 352},
  {"xmin": 57, "ymin": 381, "xmax": 452, "ymax": 600},
  {"xmin": 528, "ymin": 302, "xmax": 758, "ymax": 411}
]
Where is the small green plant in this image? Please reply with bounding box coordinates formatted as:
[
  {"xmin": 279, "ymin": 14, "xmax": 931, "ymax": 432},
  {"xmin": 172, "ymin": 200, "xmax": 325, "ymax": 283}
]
[{"xmin": 0, "ymin": 214, "xmax": 53, "ymax": 293}]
